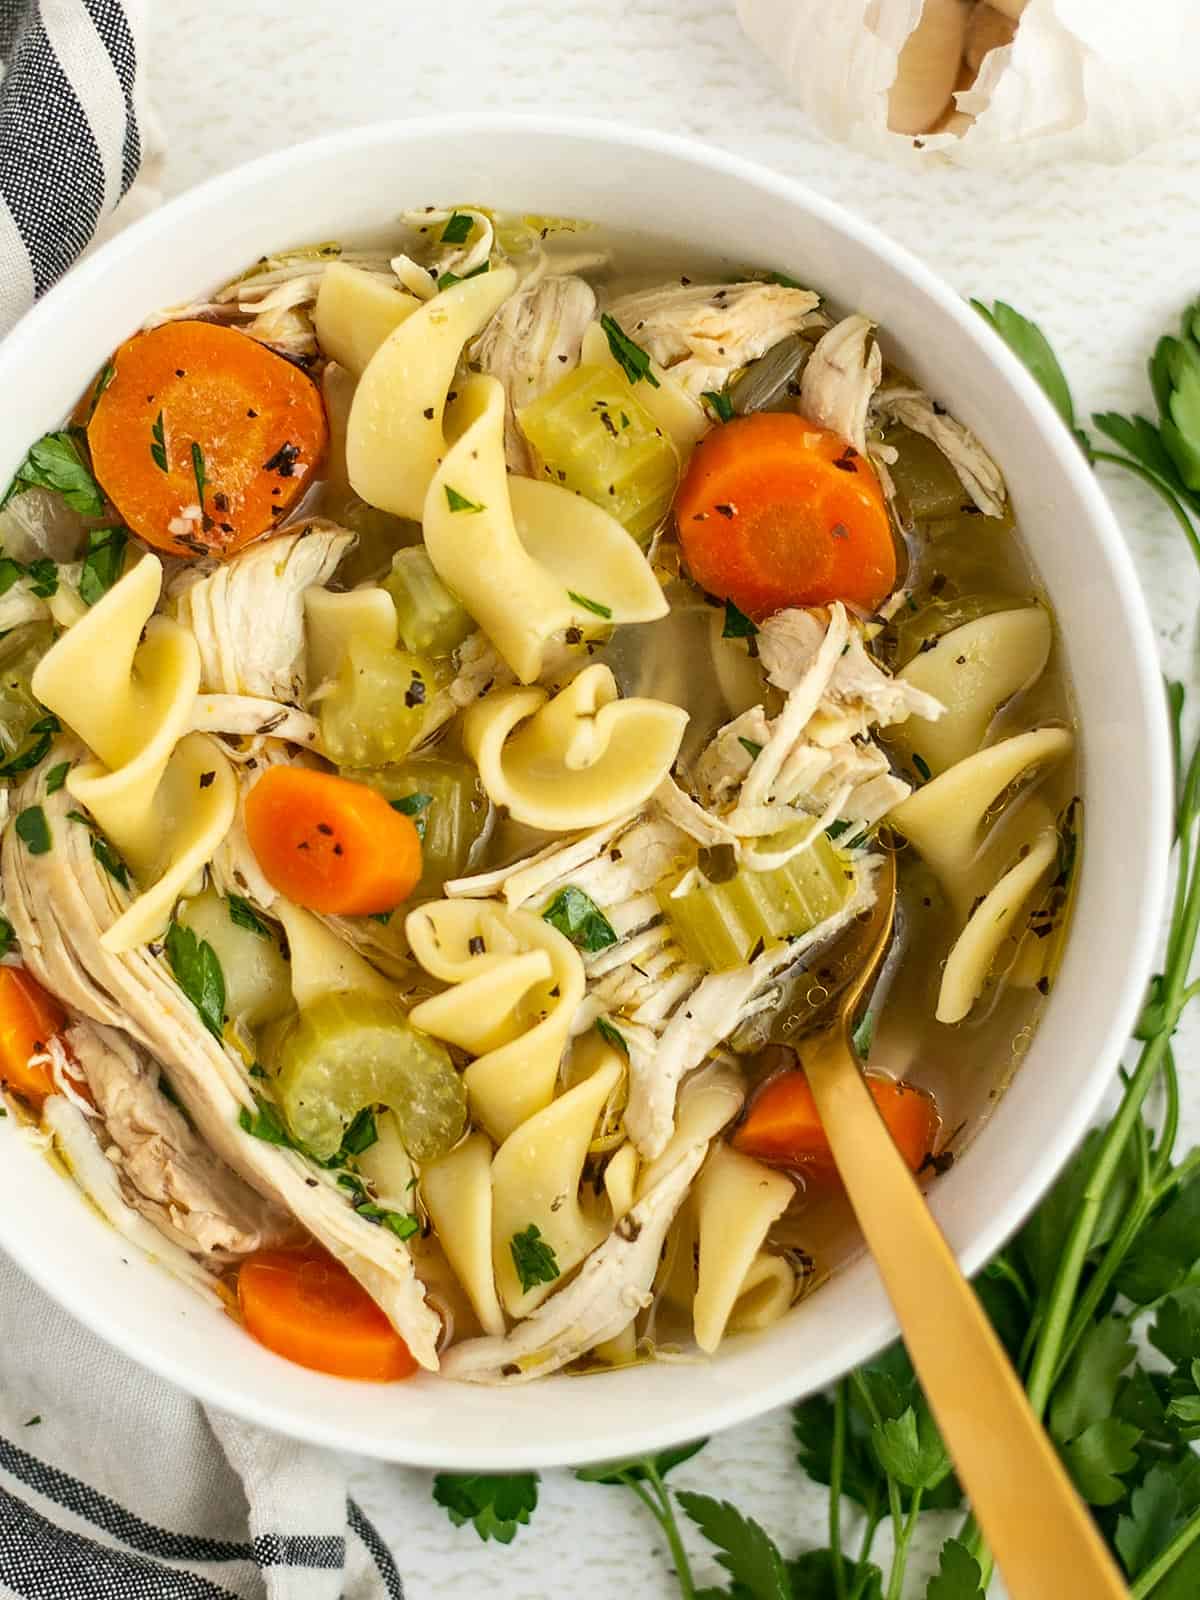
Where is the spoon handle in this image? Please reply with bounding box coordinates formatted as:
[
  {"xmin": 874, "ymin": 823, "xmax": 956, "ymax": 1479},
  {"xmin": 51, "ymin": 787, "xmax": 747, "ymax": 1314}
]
[{"xmin": 803, "ymin": 1032, "xmax": 1129, "ymax": 1600}]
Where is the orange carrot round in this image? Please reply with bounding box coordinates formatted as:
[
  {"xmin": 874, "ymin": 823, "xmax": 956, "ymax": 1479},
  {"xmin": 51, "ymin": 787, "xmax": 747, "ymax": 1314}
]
[
  {"xmin": 87, "ymin": 321, "xmax": 327, "ymax": 560},
  {"xmin": 244, "ymin": 766, "xmax": 422, "ymax": 916},
  {"xmin": 675, "ymin": 412, "xmax": 897, "ymax": 617},
  {"xmin": 732, "ymin": 1068, "xmax": 939, "ymax": 1178},
  {"xmin": 0, "ymin": 966, "xmax": 67, "ymax": 1106},
  {"xmin": 237, "ymin": 1246, "xmax": 417, "ymax": 1381}
]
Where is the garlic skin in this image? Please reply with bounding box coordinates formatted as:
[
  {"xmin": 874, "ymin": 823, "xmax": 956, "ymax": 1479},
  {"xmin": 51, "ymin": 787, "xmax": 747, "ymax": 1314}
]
[
  {"xmin": 888, "ymin": 0, "xmax": 970, "ymax": 137},
  {"xmin": 736, "ymin": 0, "xmax": 1200, "ymax": 172}
]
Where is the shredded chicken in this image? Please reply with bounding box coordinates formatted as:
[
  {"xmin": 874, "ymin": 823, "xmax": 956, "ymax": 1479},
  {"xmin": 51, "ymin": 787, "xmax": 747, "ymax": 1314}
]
[
  {"xmin": 759, "ymin": 608, "xmax": 943, "ymax": 735},
  {"xmin": 391, "ymin": 208, "xmax": 495, "ymax": 302},
  {"xmin": 66, "ymin": 1019, "xmax": 292, "ymax": 1259},
  {"xmin": 4, "ymin": 765, "xmax": 442, "ymax": 1368},
  {"xmin": 171, "ymin": 521, "xmax": 352, "ymax": 704},
  {"xmin": 473, "ymin": 275, "xmax": 597, "ymax": 472},
  {"xmin": 873, "ymin": 387, "xmax": 1007, "ymax": 518},
  {"xmin": 188, "ymin": 695, "xmax": 321, "ymax": 750},
  {"xmin": 798, "ymin": 315, "xmax": 882, "ymax": 456},
  {"xmin": 605, "ymin": 281, "xmax": 824, "ymax": 400},
  {"xmin": 440, "ymin": 1138, "xmax": 706, "ymax": 1383}
]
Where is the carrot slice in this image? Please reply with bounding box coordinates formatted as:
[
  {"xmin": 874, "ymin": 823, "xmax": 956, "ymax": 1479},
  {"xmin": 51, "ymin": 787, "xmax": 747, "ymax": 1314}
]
[
  {"xmin": 0, "ymin": 966, "xmax": 67, "ymax": 1106},
  {"xmin": 237, "ymin": 1246, "xmax": 417, "ymax": 1381},
  {"xmin": 675, "ymin": 412, "xmax": 897, "ymax": 617},
  {"xmin": 87, "ymin": 321, "xmax": 327, "ymax": 560},
  {"xmin": 244, "ymin": 766, "xmax": 423, "ymax": 916},
  {"xmin": 732, "ymin": 1068, "xmax": 939, "ymax": 1178}
]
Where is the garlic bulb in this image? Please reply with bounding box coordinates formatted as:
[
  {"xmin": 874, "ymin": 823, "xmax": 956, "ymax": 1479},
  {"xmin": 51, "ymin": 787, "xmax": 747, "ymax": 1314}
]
[{"xmin": 736, "ymin": 0, "xmax": 1200, "ymax": 171}]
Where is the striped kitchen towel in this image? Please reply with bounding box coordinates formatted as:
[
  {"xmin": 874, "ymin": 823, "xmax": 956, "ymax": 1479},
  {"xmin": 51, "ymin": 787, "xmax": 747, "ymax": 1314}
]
[
  {"xmin": 0, "ymin": 8, "xmax": 404, "ymax": 1598},
  {"xmin": 0, "ymin": 0, "xmax": 163, "ymax": 334}
]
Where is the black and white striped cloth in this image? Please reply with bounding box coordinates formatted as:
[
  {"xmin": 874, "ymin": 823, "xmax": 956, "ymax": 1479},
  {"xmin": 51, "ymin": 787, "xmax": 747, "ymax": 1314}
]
[{"xmin": 0, "ymin": 8, "xmax": 405, "ymax": 1596}]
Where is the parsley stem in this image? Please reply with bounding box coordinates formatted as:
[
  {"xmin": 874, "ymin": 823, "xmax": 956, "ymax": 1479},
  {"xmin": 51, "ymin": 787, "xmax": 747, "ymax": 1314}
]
[
  {"xmin": 830, "ymin": 1379, "xmax": 850, "ymax": 1600},
  {"xmin": 847, "ymin": 1495, "xmax": 884, "ymax": 1600},
  {"xmin": 850, "ymin": 1372, "xmax": 906, "ymax": 1563},
  {"xmin": 1151, "ymin": 1043, "xmax": 1181, "ymax": 1186},
  {"xmin": 884, "ymin": 1487, "xmax": 923, "ymax": 1600},
  {"xmin": 1092, "ymin": 449, "xmax": 1200, "ymax": 572},
  {"xmin": 1130, "ymin": 1500, "xmax": 1200, "ymax": 1598},
  {"xmin": 628, "ymin": 1464, "xmax": 697, "ymax": 1600}
]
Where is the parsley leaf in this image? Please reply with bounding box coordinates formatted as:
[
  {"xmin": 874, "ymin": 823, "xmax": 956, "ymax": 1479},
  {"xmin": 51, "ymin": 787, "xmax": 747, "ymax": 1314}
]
[
  {"xmin": 43, "ymin": 761, "xmax": 69, "ymax": 794},
  {"xmin": 227, "ymin": 894, "xmax": 270, "ymax": 939},
  {"xmin": 439, "ymin": 211, "xmax": 474, "ymax": 245},
  {"xmin": 389, "ymin": 791, "xmax": 432, "ymax": 840},
  {"xmin": 355, "ymin": 1201, "xmax": 419, "ymax": 1240},
  {"xmin": 702, "ymin": 388, "xmax": 734, "ymax": 423},
  {"xmin": 675, "ymin": 1492, "xmax": 790, "ymax": 1600},
  {"xmin": 788, "ymin": 1550, "xmax": 884, "ymax": 1600},
  {"xmin": 191, "ymin": 441, "xmax": 208, "ymax": 519},
  {"xmin": 1050, "ymin": 1316, "xmax": 1136, "ymax": 1443},
  {"xmin": 165, "ymin": 920, "xmax": 226, "ymax": 1040},
  {"xmin": 792, "ymin": 1393, "xmax": 886, "ymax": 1510},
  {"xmin": 3, "ymin": 431, "xmax": 105, "ymax": 514},
  {"xmin": 542, "ymin": 885, "xmax": 617, "ymax": 952},
  {"xmin": 150, "ymin": 410, "xmax": 168, "ymax": 473},
  {"xmin": 79, "ymin": 526, "xmax": 127, "ymax": 606},
  {"xmin": 970, "ymin": 300, "xmax": 1086, "ymax": 450},
  {"xmin": 0, "ymin": 557, "xmax": 23, "ymax": 596},
  {"xmin": 0, "ymin": 912, "xmax": 14, "ymax": 960},
  {"xmin": 15, "ymin": 806, "xmax": 50, "ymax": 854},
  {"xmin": 925, "ymin": 1538, "xmax": 985, "ymax": 1599},
  {"xmin": 339, "ymin": 1105, "xmax": 379, "ymax": 1156},
  {"xmin": 600, "ymin": 313, "xmax": 660, "ymax": 389},
  {"xmin": 238, "ymin": 1097, "xmax": 293, "ymax": 1147},
  {"xmin": 510, "ymin": 1223, "xmax": 560, "ymax": 1293},
  {"xmin": 595, "ymin": 1015, "xmax": 629, "ymax": 1056},
  {"xmin": 0, "ymin": 713, "xmax": 61, "ymax": 778},
  {"xmin": 738, "ymin": 736, "xmax": 763, "ymax": 761},
  {"xmin": 721, "ymin": 598, "xmax": 759, "ymax": 639},
  {"xmin": 90, "ymin": 832, "xmax": 130, "ymax": 888},
  {"xmin": 1116, "ymin": 1176, "xmax": 1200, "ymax": 1303},
  {"xmin": 1060, "ymin": 1417, "xmax": 1142, "ymax": 1506},
  {"xmin": 871, "ymin": 1404, "xmax": 953, "ymax": 1494},
  {"xmin": 87, "ymin": 361, "xmax": 115, "ymax": 422},
  {"xmin": 26, "ymin": 559, "xmax": 57, "ymax": 598},
  {"xmin": 444, "ymin": 485, "xmax": 485, "ymax": 514},
  {"xmin": 433, "ymin": 1472, "xmax": 539, "ymax": 1544},
  {"xmin": 575, "ymin": 1440, "xmax": 708, "ymax": 1486},
  {"xmin": 438, "ymin": 261, "xmax": 490, "ymax": 292},
  {"xmin": 567, "ymin": 590, "xmax": 613, "ymax": 620}
]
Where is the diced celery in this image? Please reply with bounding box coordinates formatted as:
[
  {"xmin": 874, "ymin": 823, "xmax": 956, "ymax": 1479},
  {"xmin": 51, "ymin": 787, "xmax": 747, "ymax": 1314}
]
[
  {"xmin": 0, "ymin": 623, "xmax": 52, "ymax": 758},
  {"xmin": 177, "ymin": 886, "xmax": 292, "ymax": 1030},
  {"xmin": 889, "ymin": 592, "xmax": 1021, "ymax": 669},
  {"xmin": 657, "ymin": 834, "xmax": 855, "ymax": 972},
  {"xmin": 273, "ymin": 990, "xmax": 466, "ymax": 1161},
  {"xmin": 318, "ymin": 644, "xmax": 443, "ymax": 769},
  {"xmin": 382, "ymin": 547, "xmax": 474, "ymax": 657},
  {"xmin": 518, "ymin": 364, "xmax": 678, "ymax": 546},
  {"xmin": 354, "ymin": 755, "xmax": 490, "ymax": 894},
  {"xmin": 886, "ymin": 427, "xmax": 966, "ymax": 526}
]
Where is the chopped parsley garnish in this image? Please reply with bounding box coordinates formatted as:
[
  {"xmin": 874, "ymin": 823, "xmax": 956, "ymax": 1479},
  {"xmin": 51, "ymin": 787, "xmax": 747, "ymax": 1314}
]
[
  {"xmin": 15, "ymin": 806, "xmax": 50, "ymax": 854},
  {"xmin": 738, "ymin": 736, "xmax": 764, "ymax": 761},
  {"xmin": 444, "ymin": 485, "xmax": 485, "ymax": 514},
  {"xmin": 0, "ymin": 713, "xmax": 60, "ymax": 779},
  {"xmin": 150, "ymin": 410, "xmax": 168, "ymax": 473},
  {"xmin": 0, "ymin": 912, "xmax": 15, "ymax": 960},
  {"xmin": 567, "ymin": 590, "xmax": 613, "ymax": 620},
  {"xmin": 701, "ymin": 388, "xmax": 735, "ymax": 423},
  {"xmin": 599, "ymin": 313, "xmax": 660, "ymax": 389},
  {"xmin": 26, "ymin": 559, "xmax": 58, "ymax": 598},
  {"xmin": 190, "ymin": 441, "xmax": 209, "ymax": 525},
  {"xmin": 91, "ymin": 833, "xmax": 130, "ymax": 887},
  {"xmin": 340, "ymin": 1106, "xmax": 379, "ymax": 1157},
  {"xmin": 355, "ymin": 1202, "xmax": 420, "ymax": 1241},
  {"xmin": 510, "ymin": 1223, "xmax": 560, "ymax": 1293},
  {"xmin": 78, "ymin": 526, "xmax": 127, "ymax": 606},
  {"xmin": 2, "ymin": 430, "xmax": 105, "ymax": 515},
  {"xmin": 440, "ymin": 211, "xmax": 474, "ymax": 245},
  {"xmin": 43, "ymin": 762, "xmax": 69, "ymax": 794},
  {"xmin": 238, "ymin": 1096, "xmax": 292, "ymax": 1147},
  {"xmin": 542, "ymin": 885, "xmax": 618, "ymax": 952},
  {"xmin": 87, "ymin": 361, "xmax": 116, "ymax": 422},
  {"xmin": 722, "ymin": 598, "xmax": 759, "ymax": 640},
  {"xmin": 912, "ymin": 753, "xmax": 932, "ymax": 783},
  {"xmin": 0, "ymin": 558, "xmax": 23, "ymax": 596},
  {"xmin": 228, "ymin": 894, "xmax": 270, "ymax": 939},
  {"xmin": 438, "ymin": 261, "xmax": 491, "ymax": 292},
  {"xmin": 763, "ymin": 269, "xmax": 807, "ymax": 289},
  {"xmin": 390, "ymin": 791, "xmax": 432, "ymax": 841},
  {"xmin": 595, "ymin": 1016, "xmax": 629, "ymax": 1057},
  {"xmin": 165, "ymin": 920, "xmax": 226, "ymax": 1040}
]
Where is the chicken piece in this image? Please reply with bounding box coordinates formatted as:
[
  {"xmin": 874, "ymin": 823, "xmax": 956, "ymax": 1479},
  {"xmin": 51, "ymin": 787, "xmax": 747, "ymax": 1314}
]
[
  {"xmin": 440, "ymin": 1137, "xmax": 706, "ymax": 1384},
  {"xmin": 798, "ymin": 315, "xmax": 882, "ymax": 455},
  {"xmin": 66, "ymin": 1019, "xmax": 292, "ymax": 1258},
  {"xmin": 472, "ymin": 275, "xmax": 597, "ymax": 472},
  {"xmin": 759, "ymin": 608, "xmax": 944, "ymax": 734},
  {"xmin": 873, "ymin": 387, "xmax": 1007, "ymax": 518},
  {"xmin": 392, "ymin": 208, "xmax": 495, "ymax": 302},
  {"xmin": 171, "ymin": 520, "xmax": 352, "ymax": 704},
  {"xmin": 4, "ymin": 764, "xmax": 442, "ymax": 1368},
  {"xmin": 188, "ymin": 694, "xmax": 321, "ymax": 751},
  {"xmin": 692, "ymin": 706, "xmax": 773, "ymax": 809},
  {"xmin": 605, "ymin": 281, "xmax": 823, "ymax": 401},
  {"xmin": 0, "ymin": 580, "xmax": 48, "ymax": 632}
]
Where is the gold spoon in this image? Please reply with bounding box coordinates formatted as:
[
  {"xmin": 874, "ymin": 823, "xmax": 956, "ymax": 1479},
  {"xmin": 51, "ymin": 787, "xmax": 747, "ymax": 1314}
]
[{"xmin": 800, "ymin": 850, "xmax": 1129, "ymax": 1600}]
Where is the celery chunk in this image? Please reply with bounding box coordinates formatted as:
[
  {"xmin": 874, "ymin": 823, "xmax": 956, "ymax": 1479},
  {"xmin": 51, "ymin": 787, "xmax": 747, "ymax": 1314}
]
[
  {"xmin": 382, "ymin": 547, "xmax": 474, "ymax": 657},
  {"xmin": 518, "ymin": 364, "xmax": 678, "ymax": 546},
  {"xmin": 658, "ymin": 834, "xmax": 855, "ymax": 972},
  {"xmin": 318, "ymin": 644, "xmax": 442, "ymax": 769},
  {"xmin": 354, "ymin": 756, "xmax": 490, "ymax": 894},
  {"xmin": 274, "ymin": 991, "xmax": 466, "ymax": 1162}
]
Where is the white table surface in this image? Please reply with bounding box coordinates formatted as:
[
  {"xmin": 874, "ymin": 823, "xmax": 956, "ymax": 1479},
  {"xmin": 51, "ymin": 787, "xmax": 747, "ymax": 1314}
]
[{"xmin": 150, "ymin": 5, "xmax": 1200, "ymax": 1594}]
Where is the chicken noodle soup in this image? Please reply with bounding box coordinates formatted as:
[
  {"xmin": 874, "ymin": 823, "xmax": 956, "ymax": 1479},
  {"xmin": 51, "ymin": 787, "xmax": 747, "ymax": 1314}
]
[{"xmin": 0, "ymin": 208, "xmax": 1077, "ymax": 1383}]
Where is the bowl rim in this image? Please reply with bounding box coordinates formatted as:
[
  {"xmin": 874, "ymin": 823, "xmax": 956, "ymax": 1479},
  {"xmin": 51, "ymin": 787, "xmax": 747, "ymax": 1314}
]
[{"xmin": 0, "ymin": 112, "xmax": 1173, "ymax": 1467}]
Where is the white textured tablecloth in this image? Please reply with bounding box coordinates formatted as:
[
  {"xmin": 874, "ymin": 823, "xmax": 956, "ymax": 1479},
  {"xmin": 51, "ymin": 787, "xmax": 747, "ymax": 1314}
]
[{"xmin": 149, "ymin": 4, "xmax": 1200, "ymax": 1594}]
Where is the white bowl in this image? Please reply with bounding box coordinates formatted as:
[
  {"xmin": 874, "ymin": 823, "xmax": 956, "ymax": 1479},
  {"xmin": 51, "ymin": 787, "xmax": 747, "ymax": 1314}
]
[{"xmin": 0, "ymin": 116, "xmax": 1171, "ymax": 1468}]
